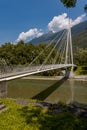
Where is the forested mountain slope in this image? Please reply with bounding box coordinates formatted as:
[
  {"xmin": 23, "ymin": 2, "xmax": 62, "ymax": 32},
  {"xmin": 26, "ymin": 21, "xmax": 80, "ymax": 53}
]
[
  {"xmin": 29, "ymin": 21, "xmax": 87, "ymax": 48},
  {"xmin": 73, "ymin": 29, "xmax": 87, "ymax": 48}
]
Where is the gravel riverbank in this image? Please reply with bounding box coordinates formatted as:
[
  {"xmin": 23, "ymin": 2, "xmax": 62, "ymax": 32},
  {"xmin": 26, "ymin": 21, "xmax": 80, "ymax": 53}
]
[
  {"xmin": 74, "ymin": 75, "xmax": 87, "ymax": 81},
  {"xmin": 22, "ymin": 75, "xmax": 87, "ymax": 81},
  {"xmin": 22, "ymin": 76, "xmax": 63, "ymax": 80}
]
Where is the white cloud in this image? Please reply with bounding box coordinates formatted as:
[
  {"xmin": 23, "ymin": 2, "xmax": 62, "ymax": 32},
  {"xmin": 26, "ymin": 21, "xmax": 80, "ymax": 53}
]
[
  {"xmin": 71, "ymin": 14, "xmax": 86, "ymax": 26},
  {"xmin": 48, "ymin": 13, "xmax": 86, "ymax": 33},
  {"xmin": 16, "ymin": 28, "xmax": 43, "ymax": 42},
  {"xmin": 16, "ymin": 13, "xmax": 86, "ymax": 42}
]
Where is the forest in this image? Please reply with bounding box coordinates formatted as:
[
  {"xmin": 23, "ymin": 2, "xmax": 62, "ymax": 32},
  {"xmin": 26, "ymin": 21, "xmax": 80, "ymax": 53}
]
[
  {"xmin": 0, "ymin": 41, "xmax": 87, "ymax": 65},
  {"xmin": 0, "ymin": 41, "xmax": 87, "ymax": 75}
]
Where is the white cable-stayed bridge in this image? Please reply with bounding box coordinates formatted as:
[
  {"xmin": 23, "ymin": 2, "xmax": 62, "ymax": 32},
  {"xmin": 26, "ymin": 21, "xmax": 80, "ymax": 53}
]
[
  {"xmin": 0, "ymin": 21, "xmax": 76, "ymax": 97},
  {"xmin": 0, "ymin": 64, "xmax": 75, "ymax": 81}
]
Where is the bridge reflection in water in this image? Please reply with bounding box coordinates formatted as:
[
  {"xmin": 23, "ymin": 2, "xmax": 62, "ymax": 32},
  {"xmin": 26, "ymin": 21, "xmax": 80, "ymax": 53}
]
[
  {"xmin": 0, "ymin": 22, "xmax": 75, "ymax": 98},
  {"xmin": 32, "ymin": 77, "xmax": 68, "ymax": 101},
  {"xmin": 7, "ymin": 78, "xmax": 87, "ymax": 104}
]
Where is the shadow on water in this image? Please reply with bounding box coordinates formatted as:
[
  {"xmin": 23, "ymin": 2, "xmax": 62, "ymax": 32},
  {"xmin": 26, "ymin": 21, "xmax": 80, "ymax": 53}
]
[{"xmin": 32, "ymin": 76, "xmax": 68, "ymax": 101}]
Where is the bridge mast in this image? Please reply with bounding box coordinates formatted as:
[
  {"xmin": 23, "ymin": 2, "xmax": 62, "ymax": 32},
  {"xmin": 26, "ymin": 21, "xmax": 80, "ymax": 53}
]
[
  {"xmin": 65, "ymin": 19, "xmax": 73, "ymax": 65},
  {"xmin": 65, "ymin": 22, "xmax": 69, "ymax": 65},
  {"xmin": 65, "ymin": 19, "xmax": 74, "ymax": 77},
  {"xmin": 69, "ymin": 19, "xmax": 74, "ymax": 68}
]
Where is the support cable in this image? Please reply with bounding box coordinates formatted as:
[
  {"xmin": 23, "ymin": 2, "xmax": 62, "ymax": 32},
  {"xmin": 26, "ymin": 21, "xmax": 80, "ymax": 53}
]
[
  {"xmin": 38, "ymin": 30, "xmax": 66, "ymax": 71},
  {"xmin": 60, "ymin": 35, "xmax": 67, "ymax": 64},
  {"xmin": 65, "ymin": 29, "xmax": 69, "ymax": 64},
  {"xmin": 57, "ymin": 30, "xmax": 68, "ymax": 64},
  {"xmin": 29, "ymin": 32, "xmax": 62, "ymax": 66},
  {"xmin": 52, "ymin": 29, "xmax": 67, "ymax": 64}
]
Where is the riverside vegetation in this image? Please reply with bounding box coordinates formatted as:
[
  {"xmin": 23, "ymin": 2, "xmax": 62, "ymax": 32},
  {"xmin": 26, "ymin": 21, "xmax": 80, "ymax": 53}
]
[
  {"xmin": 0, "ymin": 41, "xmax": 87, "ymax": 129},
  {"xmin": 0, "ymin": 36, "xmax": 87, "ymax": 130},
  {"xmin": 0, "ymin": 41, "xmax": 87, "ymax": 75},
  {"xmin": 0, "ymin": 1, "xmax": 87, "ymax": 129},
  {"xmin": 0, "ymin": 98, "xmax": 87, "ymax": 130}
]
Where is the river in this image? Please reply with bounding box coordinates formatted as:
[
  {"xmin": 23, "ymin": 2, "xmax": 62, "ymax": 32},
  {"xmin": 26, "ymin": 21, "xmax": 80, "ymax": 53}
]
[{"xmin": 7, "ymin": 77, "xmax": 87, "ymax": 104}]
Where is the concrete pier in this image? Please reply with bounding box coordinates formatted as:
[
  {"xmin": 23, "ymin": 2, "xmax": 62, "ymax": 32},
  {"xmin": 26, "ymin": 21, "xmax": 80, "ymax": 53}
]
[
  {"xmin": 65, "ymin": 68, "xmax": 74, "ymax": 78},
  {"xmin": 0, "ymin": 81, "xmax": 7, "ymax": 98}
]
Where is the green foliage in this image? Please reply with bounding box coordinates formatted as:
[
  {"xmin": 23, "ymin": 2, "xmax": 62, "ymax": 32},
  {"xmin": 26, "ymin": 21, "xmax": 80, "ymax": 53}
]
[
  {"xmin": 60, "ymin": 0, "xmax": 87, "ymax": 16},
  {"xmin": 84, "ymin": 4, "xmax": 87, "ymax": 12},
  {"xmin": 0, "ymin": 42, "xmax": 62, "ymax": 76},
  {"xmin": 60, "ymin": 0, "xmax": 77, "ymax": 8},
  {"xmin": 75, "ymin": 66, "xmax": 87, "ymax": 75},
  {"xmin": 74, "ymin": 48, "xmax": 87, "ymax": 66},
  {"xmin": 0, "ymin": 42, "xmax": 58, "ymax": 66},
  {"xmin": 0, "ymin": 99, "xmax": 87, "ymax": 130},
  {"xmin": 73, "ymin": 30, "xmax": 87, "ymax": 49},
  {"xmin": 0, "ymin": 58, "xmax": 7, "ymax": 74},
  {"xmin": 0, "ymin": 41, "xmax": 87, "ymax": 75}
]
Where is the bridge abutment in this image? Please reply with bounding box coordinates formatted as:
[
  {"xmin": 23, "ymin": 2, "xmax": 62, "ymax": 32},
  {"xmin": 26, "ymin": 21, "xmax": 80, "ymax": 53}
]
[
  {"xmin": 65, "ymin": 68, "xmax": 74, "ymax": 78},
  {"xmin": 0, "ymin": 81, "xmax": 7, "ymax": 98},
  {"xmin": 69, "ymin": 69, "xmax": 75, "ymax": 78}
]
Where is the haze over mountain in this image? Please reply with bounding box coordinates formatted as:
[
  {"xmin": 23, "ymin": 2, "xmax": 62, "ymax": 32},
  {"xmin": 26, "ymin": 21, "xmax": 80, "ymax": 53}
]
[{"xmin": 29, "ymin": 21, "xmax": 87, "ymax": 48}]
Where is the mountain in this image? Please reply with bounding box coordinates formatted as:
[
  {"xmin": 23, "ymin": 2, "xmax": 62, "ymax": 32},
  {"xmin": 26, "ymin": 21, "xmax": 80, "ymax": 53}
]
[
  {"xmin": 29, "ymin": 31, "xmax": 62, "ymax": 44},
  {"xmin": 28, "ymin": 21, "xmax": 87, "ymax": 48},
  {"xmin": 72, "ymin": 20, "xmax": 87, "ymax": 35},
  {"xmin": 73, "ymin": 29, "xmax": 87, "ymax": 48}
]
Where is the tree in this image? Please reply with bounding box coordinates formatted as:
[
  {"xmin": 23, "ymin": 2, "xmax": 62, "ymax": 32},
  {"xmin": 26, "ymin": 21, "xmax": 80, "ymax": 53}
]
[
  {"xmin": 60, "ymin": 0, "xmax": 87, "ymax": 12},
  {"xmin": 0, "ymin": 58, "xmax": 7, "ymax": 74},
  {"xmin": 84, "ymin": 4, "xmax": 87, "ymax": 12},
  {"xmin": 60, "ymin": 0, "xmax": 77, "ymax": 8},
  {"xmin": 0, "ymin": 42, "xmax": 15, "ymax": 65}
]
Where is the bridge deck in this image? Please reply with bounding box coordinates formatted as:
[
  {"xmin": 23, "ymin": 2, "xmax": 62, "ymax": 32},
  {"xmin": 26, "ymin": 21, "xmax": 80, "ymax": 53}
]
[{"xmin": 0, "ymin": 64, "xmax": 75, "ymax": 81}]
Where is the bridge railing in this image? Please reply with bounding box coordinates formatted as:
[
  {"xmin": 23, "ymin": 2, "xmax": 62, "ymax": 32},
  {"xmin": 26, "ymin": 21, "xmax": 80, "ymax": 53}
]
[{"xmin": 0, "ymin": 64, "xmax": 75, "ymax": 79}]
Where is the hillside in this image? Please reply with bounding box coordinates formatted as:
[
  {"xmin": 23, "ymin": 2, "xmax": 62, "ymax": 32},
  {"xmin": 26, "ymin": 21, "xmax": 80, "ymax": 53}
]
[
  {"xmin": 72, "ymin": 20, "xmax": 87, "ymax": 35},
  {"xmin": 73, "ymin": 29, "xmax": 87, "ymax": 48},
  {"xmin": 29, "ymin": 21, "xmax": 87, "ymax": 48},
  {"xmin": 29, "ymin": 31, "xmax": 62, "ymax": 44}
]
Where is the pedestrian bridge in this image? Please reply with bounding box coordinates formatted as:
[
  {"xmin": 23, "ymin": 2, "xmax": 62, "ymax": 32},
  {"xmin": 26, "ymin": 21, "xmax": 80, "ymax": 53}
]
[
  {"xmin": 0, "ymin": 25, "xmax": 75, "ymax": 81},
  {"xmin": 0, "ymin": 23, "xmax": 76, "ymax": 97},
  {"xmin": 0, "ymin": 64, "xmax": 75, "ymax": 81}
]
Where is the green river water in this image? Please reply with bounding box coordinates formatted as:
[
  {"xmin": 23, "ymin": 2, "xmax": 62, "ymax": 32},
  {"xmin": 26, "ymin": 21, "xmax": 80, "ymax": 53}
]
[{"xmin": 7, "ymin": 78, "xmax": 87, "ymax": 104}]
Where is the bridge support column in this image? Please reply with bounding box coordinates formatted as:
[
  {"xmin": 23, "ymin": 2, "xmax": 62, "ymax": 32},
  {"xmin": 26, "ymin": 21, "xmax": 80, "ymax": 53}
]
[
  {"xmin": 0, "ymin": 81, "xmax": 7, "ymax": 98},
  {"xmin": 65, "ymin": 67, "xmax": 74, "ymax": 78},
  {"xmin": 65, "ymin": 69, "xmax": 70, "ymax": 78},
  {"xmin": 69, "ymin": 68, "xmax": 74, "ymax": 78}
]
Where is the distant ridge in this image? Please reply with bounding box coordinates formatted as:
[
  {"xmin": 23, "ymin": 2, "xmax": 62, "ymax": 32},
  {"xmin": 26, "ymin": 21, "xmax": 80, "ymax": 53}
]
[
  {"xmin": 27, "ymin": 21, "xmax": 87, "ymax": 48},
  {"xmin": 72, "ymin": 20, "xmax": 87, "ymax": 35},
  {"xmin": 73, "ymin": 29, "xmax": 87, "ymax": 48}
]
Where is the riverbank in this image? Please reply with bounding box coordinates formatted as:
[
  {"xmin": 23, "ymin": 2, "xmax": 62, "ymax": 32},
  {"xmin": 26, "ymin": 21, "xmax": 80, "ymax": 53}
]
[
  {"xmin": 0, "ymin": 98, "xmax": 87, "ymax": 130},
  {"xmin": 22, "ymin": 76, "xmax": 63, "ymax": 80},
  {"xmin": 22, "ymin": 75, "xmax": 87, "ymax": 81},
  {"xmin": 8, "ymin": 77, "xmax": 87, "ymax": 103},
  {"xmin": 74, "ymin": 75, "xmax": 87, "ymax": 81}
]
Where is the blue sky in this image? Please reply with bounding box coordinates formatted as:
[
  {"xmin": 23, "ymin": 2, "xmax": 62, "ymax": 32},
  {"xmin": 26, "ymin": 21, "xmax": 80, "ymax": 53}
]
[{"xmin": 0, "ymin": 0, "xmax": 87, "ymax": 44}]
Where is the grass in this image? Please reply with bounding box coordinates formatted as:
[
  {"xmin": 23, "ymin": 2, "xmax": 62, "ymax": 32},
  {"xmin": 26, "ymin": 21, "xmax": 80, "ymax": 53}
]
[
  {"xmin": 0, "ymin": 98, "xmax": 87, "ymax": 130},
  {"xmin": 75, "ymin": 66, "xmax": 87, "ymax": 75}
]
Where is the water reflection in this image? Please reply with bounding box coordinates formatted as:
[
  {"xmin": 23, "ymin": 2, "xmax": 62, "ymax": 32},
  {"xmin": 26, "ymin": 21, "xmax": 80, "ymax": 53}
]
[
  {"xmin": 32, "ymin": 77, "xmax": 68, "ymax": 100},
  {"xmin": 70, "ymin": 79, "xmax": 74, "ymax": 103},
  {"xmin": 8, "ymin": 78, "xmax": 87, "ymax": 104}
]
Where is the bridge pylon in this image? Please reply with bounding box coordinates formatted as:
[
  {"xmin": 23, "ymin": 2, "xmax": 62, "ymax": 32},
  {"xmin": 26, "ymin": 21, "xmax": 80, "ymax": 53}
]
[
  {"xmin": 0, "ymin": 81, "xmax": 7, "ymax": 98},
  {"xmin": 65, "ymin": 19, "xmax": 74, "ymax": 78}
]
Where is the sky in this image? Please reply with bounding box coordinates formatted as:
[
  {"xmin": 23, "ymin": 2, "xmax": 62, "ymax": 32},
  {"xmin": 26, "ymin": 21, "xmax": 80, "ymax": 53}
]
[{"xmin": 0, "ymin": 0, "xmax": 87, "ymax": 44}]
